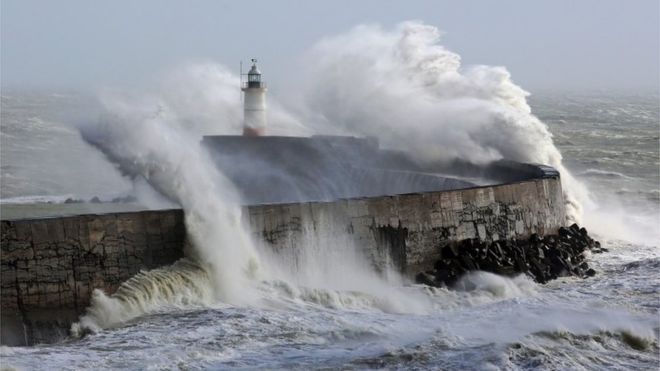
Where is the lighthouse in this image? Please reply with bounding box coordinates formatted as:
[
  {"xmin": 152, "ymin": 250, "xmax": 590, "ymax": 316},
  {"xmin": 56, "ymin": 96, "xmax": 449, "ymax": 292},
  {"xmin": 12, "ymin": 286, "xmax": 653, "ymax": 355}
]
[{"xmin": 241, "ymin": 59, "xmax": 267, "ymax": 136}]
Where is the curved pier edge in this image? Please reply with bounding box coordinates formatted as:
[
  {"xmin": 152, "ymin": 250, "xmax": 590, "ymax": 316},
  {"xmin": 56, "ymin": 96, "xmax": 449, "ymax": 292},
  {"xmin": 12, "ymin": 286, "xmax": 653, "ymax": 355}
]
[{"xmin": 1, "ymin": 162, "xmax": 565, "ymax": 345}]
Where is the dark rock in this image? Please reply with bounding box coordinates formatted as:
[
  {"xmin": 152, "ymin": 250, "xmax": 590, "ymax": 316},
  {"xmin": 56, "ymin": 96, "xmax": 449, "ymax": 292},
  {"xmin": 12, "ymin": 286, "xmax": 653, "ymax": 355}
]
[
  {"xmin": 420, "ymin": 224, "xmax": 599, "ymax": 288},
  {"xmin": 459, "ymin": 255, "xmax": 477, "ymax": 271},
  {"xmin": 415, "ymin": 272, "xmax": 436, "ymax": 286},
  {"xmin": 513, "ymin": 254, "xmax": 527, "ymax": 272},
  {"xmin": 491, "ymin": 242, "xmax": 503, "ymax": 258},
  {"xmin": 585, "ymin": 268, "xmax": 596, "ymax": 277},
  {"xmin": 435, "ymin": 269, "xmax": 457, "ymax": 285},
  {"xmin": 495, "ymin": 265, "xmax": 517, "ymax": 276},
  {"xmin": 536, "ymin": 247, "xmax": 545, "ymax": 259},
  {"xmin": 442, "ymin": 244, "xmax": 458, "ymax": 259}
]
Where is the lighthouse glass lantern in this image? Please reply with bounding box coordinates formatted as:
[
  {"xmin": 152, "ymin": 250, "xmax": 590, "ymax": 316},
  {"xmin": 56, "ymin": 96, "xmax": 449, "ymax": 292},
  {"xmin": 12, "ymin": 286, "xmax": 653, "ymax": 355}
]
[{"xmin": 248, "ymin": 69, "xmax": 261, "ymax": 86}]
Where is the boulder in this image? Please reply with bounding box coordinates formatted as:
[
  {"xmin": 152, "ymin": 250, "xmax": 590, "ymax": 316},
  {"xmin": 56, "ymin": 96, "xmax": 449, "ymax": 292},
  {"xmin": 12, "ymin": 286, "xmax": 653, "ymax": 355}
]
[{"xmin": 418, "ymin": 223, "xmax": 601, "ymax": 287}]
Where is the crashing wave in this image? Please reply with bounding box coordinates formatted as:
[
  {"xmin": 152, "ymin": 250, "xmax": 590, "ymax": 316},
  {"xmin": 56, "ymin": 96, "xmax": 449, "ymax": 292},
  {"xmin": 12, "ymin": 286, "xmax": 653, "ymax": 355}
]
[{"xmin": 71, "ymin": 258, "xmax": 213, "ymax": 335}]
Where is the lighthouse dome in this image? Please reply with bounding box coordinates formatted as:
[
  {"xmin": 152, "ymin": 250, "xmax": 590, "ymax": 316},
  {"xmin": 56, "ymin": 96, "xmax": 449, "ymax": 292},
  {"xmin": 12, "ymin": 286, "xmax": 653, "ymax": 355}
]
[
  {"xmin": 248, "ymin": 65, "xmax": 261, "ymax": 75},
  {"xmin": 246, "ymin": 60, "xmax": 263, "ymax": 88}
]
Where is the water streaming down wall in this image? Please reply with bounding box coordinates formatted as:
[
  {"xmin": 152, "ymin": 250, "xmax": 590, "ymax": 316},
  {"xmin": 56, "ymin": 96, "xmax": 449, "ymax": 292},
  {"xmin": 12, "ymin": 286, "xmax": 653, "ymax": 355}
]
[{"xmin": 0, "ymin": 164, "xmax": 564, "ymax": 345}]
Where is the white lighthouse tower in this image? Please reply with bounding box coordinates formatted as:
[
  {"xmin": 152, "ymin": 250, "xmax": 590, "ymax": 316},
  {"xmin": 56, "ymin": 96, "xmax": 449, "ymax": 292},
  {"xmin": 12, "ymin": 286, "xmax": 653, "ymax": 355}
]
[{"xmin": 241, "ymin": 59, "xmax": 267, "ymax": 136}]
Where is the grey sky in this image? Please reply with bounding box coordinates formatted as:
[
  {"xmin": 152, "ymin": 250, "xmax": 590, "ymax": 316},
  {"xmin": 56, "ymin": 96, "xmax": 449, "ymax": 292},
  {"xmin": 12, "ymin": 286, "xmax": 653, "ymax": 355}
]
[{"xmin": 1, "ymin": 0, "xmax": 658, "ymax": 92}]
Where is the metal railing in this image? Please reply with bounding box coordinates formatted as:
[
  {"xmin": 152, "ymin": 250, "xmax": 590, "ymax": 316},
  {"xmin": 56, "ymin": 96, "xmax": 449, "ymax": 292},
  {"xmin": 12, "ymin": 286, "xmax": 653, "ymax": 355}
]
[{"xmin": 241, "ymin": 81, "xmax": 267, "ymax": 89}]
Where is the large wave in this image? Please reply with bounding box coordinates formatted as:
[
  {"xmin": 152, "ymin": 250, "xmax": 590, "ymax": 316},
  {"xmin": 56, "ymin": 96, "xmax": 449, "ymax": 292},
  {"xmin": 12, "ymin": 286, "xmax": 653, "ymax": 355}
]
[
  {"xmin": 298, "ymin": 21, "xmax": 587, "ymax": 222},
  {"xmin": 73, "ymin": 76, "xmax": 263, "ymax": 331},
  {"xmin": 72, "ymin": 21, "xmax": 597, "ymax": 332},
  {"xmin": 71, "ymin": 62, "xmax": 427, "ymax": 332}
]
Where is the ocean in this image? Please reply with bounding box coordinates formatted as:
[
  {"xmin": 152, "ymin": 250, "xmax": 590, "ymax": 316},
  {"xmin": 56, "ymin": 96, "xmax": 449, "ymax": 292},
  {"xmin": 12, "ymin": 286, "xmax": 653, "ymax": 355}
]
[{"xmin": 1, "ymin": 89, "xmax": 658, "ymax": 370}]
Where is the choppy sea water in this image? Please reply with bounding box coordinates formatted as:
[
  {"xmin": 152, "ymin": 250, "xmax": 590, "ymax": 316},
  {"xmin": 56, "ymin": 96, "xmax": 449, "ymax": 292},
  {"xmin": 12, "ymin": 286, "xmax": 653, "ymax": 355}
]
[{"xmin": 1, "ymin": 90, "xmax": 659, "ymax": 370}]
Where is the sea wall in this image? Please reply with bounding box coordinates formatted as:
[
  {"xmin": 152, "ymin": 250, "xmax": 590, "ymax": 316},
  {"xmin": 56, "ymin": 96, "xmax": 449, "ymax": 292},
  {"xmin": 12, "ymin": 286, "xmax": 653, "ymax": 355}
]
[
  {"xmin": 1, "ymin": 210, "xmax": 186, "ymax": 345},
  {"xmin": 248, "ymin": 177, "xmax": 565, "ymax": 276},
  {"xmin": 1, "ymin": 176, "xmax": 564, "ymax": 345}
]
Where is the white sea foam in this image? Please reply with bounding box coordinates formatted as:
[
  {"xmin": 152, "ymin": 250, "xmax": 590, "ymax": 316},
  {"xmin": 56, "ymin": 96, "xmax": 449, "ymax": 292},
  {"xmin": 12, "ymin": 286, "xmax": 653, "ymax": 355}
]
[
  {"xmin": 298, "ymin": 21, "xmax": 588, "ymax": 223},
  {"xmin": 69, "ymin": 22, "xmax": 589, "ymax": 332},
  {"xmin": 579, "ymin": 168, "xmax": 634, "ymax": 179},
  {"xmin": 1, "ymin": 18, "xmax": 658, "ymax": 371},
  {"xmin": 64, "ymin": 22, "xmax": 656, "ymax": 352},
  {"xmin": 72, "ymin": 84, "xmax": 263, "ymax": 332},
  {"xmin": 452, "ymin": 271, "xmax": 537, "ymax": 298},
  {"xmin": 71, "ymin": 259, "xmax": 213, "ymax": 335}
]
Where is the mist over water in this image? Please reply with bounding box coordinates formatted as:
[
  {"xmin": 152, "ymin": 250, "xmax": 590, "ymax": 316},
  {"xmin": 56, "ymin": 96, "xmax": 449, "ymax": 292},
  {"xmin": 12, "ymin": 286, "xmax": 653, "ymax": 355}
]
[{"xmin": 1, "ymin": 21, "xmax": 658, "ymax": 370}]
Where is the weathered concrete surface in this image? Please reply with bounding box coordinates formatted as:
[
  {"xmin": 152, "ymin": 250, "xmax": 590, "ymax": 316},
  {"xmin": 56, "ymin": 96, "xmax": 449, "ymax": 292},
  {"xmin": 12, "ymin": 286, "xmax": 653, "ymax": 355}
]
[
  {"xmin": 203, "ymin": 135, "xmax": 477, "ymax": 205},
  {"xmin": 1, "ymin": 209, "xmax": 185, "ymax": 345},
  {"xmin": 1, "ymin": 176, "xmax": 564, "ymax": 345},
  {"xmin": 249, "ymin": 177, "xmax": 565, "ymax": 276}
]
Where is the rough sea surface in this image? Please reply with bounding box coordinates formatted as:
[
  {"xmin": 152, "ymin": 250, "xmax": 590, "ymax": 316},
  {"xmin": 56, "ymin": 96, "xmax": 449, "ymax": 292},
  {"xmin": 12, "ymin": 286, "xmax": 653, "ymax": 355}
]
[{"xmin": 1, "ymin": 90, "xmax": 659, "ymax": 370}]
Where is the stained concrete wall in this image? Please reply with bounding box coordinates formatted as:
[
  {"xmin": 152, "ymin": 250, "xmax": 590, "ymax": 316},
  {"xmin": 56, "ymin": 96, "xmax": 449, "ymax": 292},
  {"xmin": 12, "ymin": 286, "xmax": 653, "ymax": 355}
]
[
  {"xmin": 0, "ymin": 176, "xmax": 564, "ymax": 345},
  {"xmin": 1, "ymin": 210, "xmax": 186, "ymax": 345},
  {"xmin": 248, "ymin": 177, "xmax": 565, "ymax": 276}
]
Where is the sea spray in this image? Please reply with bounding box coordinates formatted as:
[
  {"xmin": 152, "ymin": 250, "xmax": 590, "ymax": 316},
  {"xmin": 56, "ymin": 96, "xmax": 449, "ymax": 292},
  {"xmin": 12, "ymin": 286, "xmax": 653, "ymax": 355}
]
[
  {"xmin": 71, "ymin": 259, "xmax": 212, "ymax": 335},
  {"xmin": 147, "ymin": 62, "xmax": 306, "ymax": 136},
  {"xmin": 2, "ymin": 57, "xmax": 657, "ymax": 370},
  {"xmin": 299, "ymin": 21, "xmax": 588, "ymax": 222},
  {"xmin": 70, "ymin": 62, "xmax": 434, "ymax": 333},
  {"xmin": 73, "ymin": 90, "xmax": 261, "ymax": 332},
  {"xmin": 453, "ymin": 271, "xmax": 537, "ymax": 298},
  {"xmin": 70, "ymin": 45, "xmax": 585, "ymax": 329},
  {"xmin": 68, "ymin": 22, "xmax": 644, "ymax": 333},
  {"xmin": 255, "ymin": 209, "xmax": 433, "ymax": 314}
]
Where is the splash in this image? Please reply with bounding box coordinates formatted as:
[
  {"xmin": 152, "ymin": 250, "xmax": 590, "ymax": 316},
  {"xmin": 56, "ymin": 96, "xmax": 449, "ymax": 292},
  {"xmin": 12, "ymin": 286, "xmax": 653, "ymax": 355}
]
[
  {"xmin": 255, "ymin": 209, "xmax": 433, "ymax": 314},
  {"xmin": 452, "ymin": 271, "xmax": 537, "ymax": 298},
  {"xmin": 300, "ymin": 21, "xmax": 587, "ymax": 222},
  {"xmin": 73, "ymin": 75, "xmax": 263, "ymax": 331},
  {"xmin": 154, "ymin": 63, "xmax": 306, "ymax": 136},
  {"xmin": 71, "ymin": 259, "xmax": 212, "ymax": 335},
  {"xmin": 72, "ymin": 21, "xmax": 603, "ymax": 332},
  {"xmin": 71, "ymin": 62, "xmax": 427, "ymax": 332}
]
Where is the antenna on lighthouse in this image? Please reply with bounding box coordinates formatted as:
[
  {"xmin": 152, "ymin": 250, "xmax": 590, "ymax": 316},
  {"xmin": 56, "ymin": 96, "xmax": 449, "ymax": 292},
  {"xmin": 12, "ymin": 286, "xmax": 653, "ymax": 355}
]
[
  {"xmin": 241, "ymin": 58, "xmax": 267, "ymax": 136},
  {"xmin": 239, "ymin": 60, "xmax": 243, "ymax": 103}
]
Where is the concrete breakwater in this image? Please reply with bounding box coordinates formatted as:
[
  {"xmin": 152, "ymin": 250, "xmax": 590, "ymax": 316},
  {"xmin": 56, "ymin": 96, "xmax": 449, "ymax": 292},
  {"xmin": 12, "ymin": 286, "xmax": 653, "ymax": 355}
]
[
  {"xmin": 416, "ymin": 223, "xmax": 601, "ymax": 287},
  {"xmin": 1, "ymin": 210, "xmax": 186, "ymax": 345},
  {"xmin": 1, "ymin": 175, "xmax": 565, "ymax": 345}
]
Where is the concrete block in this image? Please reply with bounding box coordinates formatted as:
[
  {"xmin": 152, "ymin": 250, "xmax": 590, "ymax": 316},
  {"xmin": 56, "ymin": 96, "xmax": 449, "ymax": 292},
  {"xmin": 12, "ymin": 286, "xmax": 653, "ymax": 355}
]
[
  {"xmin": 477, "ymin": 224, "xmax": 487, "ymax": 240},
  {"xmin": 450, "ymin": 192, "xmax": 463, "ymax": 211},
  {"xmin": 30, "ymin": 222, "xmax": 50, "ymax": 245},
  {"xmin": 87, "ymin": 218, "xmax": 106, "ymax": 246}
]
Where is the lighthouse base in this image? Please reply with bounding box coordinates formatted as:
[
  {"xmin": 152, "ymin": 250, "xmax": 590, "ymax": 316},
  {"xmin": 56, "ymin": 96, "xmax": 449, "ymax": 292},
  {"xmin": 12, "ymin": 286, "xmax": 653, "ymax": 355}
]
[{"xmin": 243, "ymin": 127, "xmax": 265, "ymax": 137}]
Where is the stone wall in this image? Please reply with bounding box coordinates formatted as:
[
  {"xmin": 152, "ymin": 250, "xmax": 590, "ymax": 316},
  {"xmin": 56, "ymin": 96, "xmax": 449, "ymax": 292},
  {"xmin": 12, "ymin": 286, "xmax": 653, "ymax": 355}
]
[
  {"xmin": 248, "ymin": 177, "xmax": 565, "ymax": 276},
  {"xmin": 0, "ymin": 176, "xmax": 565, "ymax": 345},
  {"xmin": 1, "ymin": 209, "xmax": 185, "ymax": 345}
]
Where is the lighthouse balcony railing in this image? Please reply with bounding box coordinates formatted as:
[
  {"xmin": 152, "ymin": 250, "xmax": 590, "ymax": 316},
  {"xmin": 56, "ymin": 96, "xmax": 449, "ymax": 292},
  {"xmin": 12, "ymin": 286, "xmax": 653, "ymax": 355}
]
[{"xmin": 242, "ymin": 81, "xmax": 267, "ymax": 89}]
